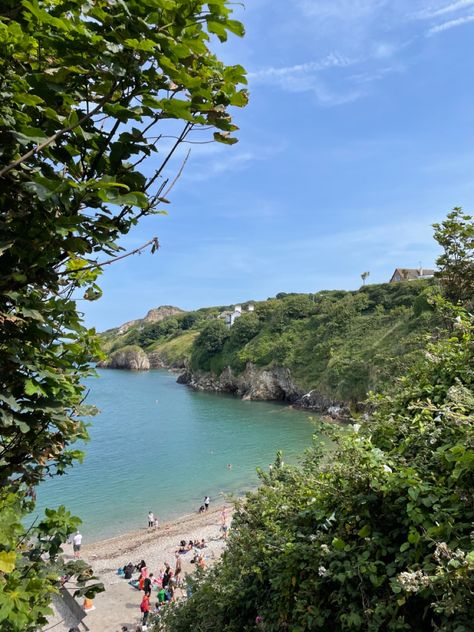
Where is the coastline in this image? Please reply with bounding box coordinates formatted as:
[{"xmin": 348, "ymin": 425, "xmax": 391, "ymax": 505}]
[{"xmin": 44, "ymin": 504, "xmax": 232, "ymax": 632}]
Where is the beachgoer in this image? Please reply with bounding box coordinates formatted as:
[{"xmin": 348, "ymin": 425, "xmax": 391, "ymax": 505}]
[
  {"xmin": 220, "ymin": 506, "xmax": 228, "ymax": 524},
  {"xmin": 147, "ymin": 511, "xmax": 154, "ymax": 528},
  {"xmin": 200, "ymin": 538, "xmax": 206, "ymax": 548},
  {"xmin": 204, "ymin": 496, "xmax": 210, "ymax": 511},
  {"xmin": 167, "ymin": 580, "xmax": 175, "ymax": 602},
  {"xmin": 221, "ymin": 523, "xmax": 229, "ymax": 539},
  {"xmin": 198, "ymin": 555, "xmax": 206, "ymax": 569},
  {"xmin": 137, "ymin": 560, "xmax": 146, "ymax": 572},
  {"xmin": 124, "ymin": 562, "xmax": 134, "ymax": 579},
  {"xmin": 144, "ymin": 573, "xmax": 153, "ymax": 597},
  {"xmin": 154, "ymin": 515, "xmax": 158, "ymax": 528},
  {"xmin": 174, "ymin": 553, "xmax": 182, "ymax": 583},
  {"xmin": 227, "ymin": 463, "xmax": 232, "ymax": 469},
  {"xmin": 198, "ymin": 504, "xmax": 205, "ymax": 514},
  {"xmin": 72, "ymin": 530, "xmax": 82, "ymax": 559},
  {"xmin": 140, "ymin": 594, "xmax": 150, "ymax": 625},
  {"xmin": 187, "ymin": 540, "xmax": 193, "ymax": 551},
  {"xmin": 157, "ymin": 587, "xmax": 167, "ymax": 604},
  {"xmin": 162, "ymin": 562, "xmax": 171, "ymax": 588}
]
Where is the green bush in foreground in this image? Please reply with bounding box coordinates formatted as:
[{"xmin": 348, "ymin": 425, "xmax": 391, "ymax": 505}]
[{"xmin": 157, "ymin": 301, "xmax": 474, "ymax": 632}]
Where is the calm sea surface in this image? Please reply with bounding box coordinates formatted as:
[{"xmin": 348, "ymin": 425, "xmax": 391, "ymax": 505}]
[{"xmin": 35, "ymin": 369, "xmax": 319, "ymax": 542}]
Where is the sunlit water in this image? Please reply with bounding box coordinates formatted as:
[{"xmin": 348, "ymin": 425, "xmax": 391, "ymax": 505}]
[{"xmin": 35, "ymin": 369, "xmax": 320, "ymax": 542}]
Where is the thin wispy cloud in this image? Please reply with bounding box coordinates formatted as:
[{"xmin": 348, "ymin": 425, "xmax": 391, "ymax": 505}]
[
  {"xmin": 428, "ymin": 12, "xmax": 474, "ymax": 33},
  {"xmin": 416, "ymin": 0, "xmax": 474, "ymax": 18},
  {"xmin": 248, "ymin": 53, "xmax": 355, "ymax": 81}
]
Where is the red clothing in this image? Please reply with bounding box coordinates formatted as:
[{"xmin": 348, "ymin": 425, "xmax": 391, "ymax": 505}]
[{"xmin": 140, "ymin": 595, "xmax": 150, "ymax": 613}]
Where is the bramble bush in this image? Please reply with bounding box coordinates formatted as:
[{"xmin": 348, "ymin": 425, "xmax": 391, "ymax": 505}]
[{"xmin": 157, "ymin": 302, "xmax": 474, "ymax": 632}]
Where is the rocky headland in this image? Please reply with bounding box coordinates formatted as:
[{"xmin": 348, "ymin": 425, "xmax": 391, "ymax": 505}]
[{"xmin": 176, "ymin": 363, "xmax": 351, "ymax": 419}]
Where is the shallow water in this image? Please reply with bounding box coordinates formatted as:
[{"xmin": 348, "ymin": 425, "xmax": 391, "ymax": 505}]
[{"xmin": 35, "ymin": 369, "xmax": 320, "ymax": 542}]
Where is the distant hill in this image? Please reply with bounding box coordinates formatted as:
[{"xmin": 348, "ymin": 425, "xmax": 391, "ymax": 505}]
[{"xmin": 99, "ymin": 280, "xmax": 441, "ymax": 412}]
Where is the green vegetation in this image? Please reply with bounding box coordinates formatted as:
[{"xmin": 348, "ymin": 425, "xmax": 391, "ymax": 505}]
[
  {"xmin": 0, "ymin": 0, "xmax": 246, "ymax": 627},
  {"xmin": 148, "ymin": 331, "xmax": 199, "ymax": 367},
  {"xmin": 156, "ymin": 302, "xmax": 474, "ymax": 632},
  {"xmin": 105, "ymin": 279, "xmax": 441, "ymax": 402},
  {"xmin": 433, "ymin": 208, "xmax": 474, "ymax": 308}
]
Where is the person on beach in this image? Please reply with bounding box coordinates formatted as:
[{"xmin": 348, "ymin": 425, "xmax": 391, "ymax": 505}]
[
  {"xmin": 72, "ymin": 530, "xmax": 82, "ymax": 559},
  {"xmin": 123, "ymin": 562, "xmax": 134, "ymax": 579},
  {"xmin": 174, "ymin": 553, "xmax": 182, "ymax": 584},
  {"xmin": 147, "ymin": 511, "xmax": 154, "ymax": 528},
  {"xmin": 204, "ymin": 496, "xmax": 210, "ymax": 511},
  {"xmin": 137, "ymin": 560, "xmax": 146, "ymax": 572},
  {"xmin": 198, "ymin": 504, "xmax": 205, "ymax": 513},
  {"xmin": 144, "ymin": 573, "xmax": 153, "ymax": 597},
  {"xmin": 157, "ymin": 587, "xmax": 168, "ymax": 604},
  {"xmin": 162, "ymin": 562, "xmax": 172, "ymax": 588},
  {"xmin": 140, "ymin": 594, "xmax": 150, "ymax": 625}
]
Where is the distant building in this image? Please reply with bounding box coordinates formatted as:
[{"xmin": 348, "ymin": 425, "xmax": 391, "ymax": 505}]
[
  {"xmin": 223, "ymin": 304, "xmax": 254, "ymax": 327},
  {"xmin": 389, "ymin": 267, "xmax": 436, "ymax": 283}
]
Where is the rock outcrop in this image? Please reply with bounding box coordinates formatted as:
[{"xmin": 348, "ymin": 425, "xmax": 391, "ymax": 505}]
[
  {"xmin": 116, "ymin": 305, "xmax": 183, "ymax": 335},
  {"xmin": 104, "ymin": 346, "xmax": 150, "ymax": 371},
  {"xmin": 177, "ymin": 363, "xmax": 351, "ymax": 419}
]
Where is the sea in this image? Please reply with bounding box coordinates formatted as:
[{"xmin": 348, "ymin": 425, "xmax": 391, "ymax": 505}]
[{"xmin": 34, "ymin": 369, "xmax": 320, "ymax": 542}]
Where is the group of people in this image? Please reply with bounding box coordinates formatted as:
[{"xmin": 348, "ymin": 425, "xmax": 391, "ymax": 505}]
[
  {"xmin": 118, "ymin": 555, "xmax": 184, "ymax": 627},
  {"xmin": 198, "ymin": 495, "xmax": 210, "ymax": 514}
]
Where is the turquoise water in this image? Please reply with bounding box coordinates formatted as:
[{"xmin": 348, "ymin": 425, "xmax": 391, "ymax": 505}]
[{"xmin": 35, "ymin": 369, "xmax": 319, "ymax": 542}]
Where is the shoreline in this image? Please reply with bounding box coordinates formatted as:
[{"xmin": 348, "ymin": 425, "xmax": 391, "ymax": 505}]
[
  {"xmin": 45, "ymin": 504, "xmax": 232, "ymax": 632},
  {"xmin": 84, "ymin": 503, "xmax": 229, "ymax": 560}
]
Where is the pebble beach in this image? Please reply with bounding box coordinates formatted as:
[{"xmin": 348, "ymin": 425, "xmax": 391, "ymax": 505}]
[{"xmin": 44, "ymin": 504, "xmax": 232, "ymax": 632}]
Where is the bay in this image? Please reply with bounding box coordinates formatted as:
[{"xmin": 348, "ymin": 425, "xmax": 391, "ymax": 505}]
[{"xmin": 35, "ymin": 369, "xmax": 319, "ymax": 542}]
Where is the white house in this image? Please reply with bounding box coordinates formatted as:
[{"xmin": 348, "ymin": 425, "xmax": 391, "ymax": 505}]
[{"xmin": 224, "ymin": 304, "xmax": 254, "ymax": 327}]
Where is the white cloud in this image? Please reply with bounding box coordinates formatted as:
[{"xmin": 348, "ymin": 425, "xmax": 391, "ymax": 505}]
[
  {"xmin": 248, "ymin": 53, "xmax": 355, "ymax": 81},
  {"xmin": 416, "ymin": 0, "xmax": 474, "ymax": 18},
  {"xmin": 428, "ymin": 12, "xmax": 474, "ymax": 33}
]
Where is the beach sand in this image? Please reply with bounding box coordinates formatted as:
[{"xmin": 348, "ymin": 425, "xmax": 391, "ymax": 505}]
[{"xmin": 43, "ymin": 504, "xmax": 231, "ymax": 632}]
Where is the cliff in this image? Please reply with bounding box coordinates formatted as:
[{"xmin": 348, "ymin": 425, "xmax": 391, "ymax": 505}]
[
  {"xmin": 177, "ymin": 363, "xmax": 351, "ymax": 418},
  {"xmin": 99, "ymin": 280, "xmax": 439, "ymax": 415}
]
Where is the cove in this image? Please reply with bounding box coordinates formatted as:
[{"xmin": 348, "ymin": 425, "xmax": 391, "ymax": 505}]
[{"xmin": 35, "ymin": 369, "xmax": 319, "ymax": 542}]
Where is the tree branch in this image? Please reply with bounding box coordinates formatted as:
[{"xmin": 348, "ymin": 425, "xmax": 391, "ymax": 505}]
[
  {"xmin": 59, "ymin": 237, "xmax": 159, "ymax": 276},
  {"xmin": 0, "ymin": 84, "xmax": 117, "ymax": 178}
]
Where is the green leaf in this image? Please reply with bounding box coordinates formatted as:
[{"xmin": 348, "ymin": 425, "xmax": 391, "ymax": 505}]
[
  {"xmin": 213, "ymin": 131, "xmax": 238, "ymax": 145},
  {"xmin": 357, "ymin": 524, "xmax": 371, "ymax": 538},
  {"xmin": 0, "ymin": 551, "xmax": 16, "ymax": 573},
  {"xmin": 332, "ymin": 537, "xmax": 345, "ymax": 551}
]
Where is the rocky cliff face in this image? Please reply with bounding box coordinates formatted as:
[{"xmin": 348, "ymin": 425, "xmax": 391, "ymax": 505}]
[
  {"xmin": 104, "ymin": 346, "xmax": 150, "ymax": 370},
  {"xmin": 116, "ymin": 305, "xmax": 183, "ymax": 334},
  {"xmin": 177, "ymin": 363, "xmax": 351, "ymax": 419}
]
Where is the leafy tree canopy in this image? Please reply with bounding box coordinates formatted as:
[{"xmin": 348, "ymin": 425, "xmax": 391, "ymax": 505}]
[
  {"xmin": 0, "ymin": 0, "xmax": 247, "ymax": 628},
  {"xmin": 433, "ymin": 208, "xmax": 474, "ymax": 307}
]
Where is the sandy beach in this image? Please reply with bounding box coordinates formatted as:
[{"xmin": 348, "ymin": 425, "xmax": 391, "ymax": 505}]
[{"xmin": 44, "ymin": 504, "xmax": 231, "ymax": 632}]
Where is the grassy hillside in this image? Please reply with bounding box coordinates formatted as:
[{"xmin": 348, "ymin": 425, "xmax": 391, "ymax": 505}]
[{"xmin": 101, "ymin": 279, "xmax": 441, "ymax": 402}]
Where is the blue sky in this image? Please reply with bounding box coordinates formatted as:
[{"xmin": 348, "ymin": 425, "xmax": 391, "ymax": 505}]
[{"xmin": 83, "ymin": 0, "xmax": 474, "ymax": 331}]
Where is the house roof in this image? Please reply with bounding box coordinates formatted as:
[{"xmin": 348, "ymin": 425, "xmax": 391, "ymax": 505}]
[{"xmin": 390, "ymin": 268, "xmax": 436, "ymax": 282}]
